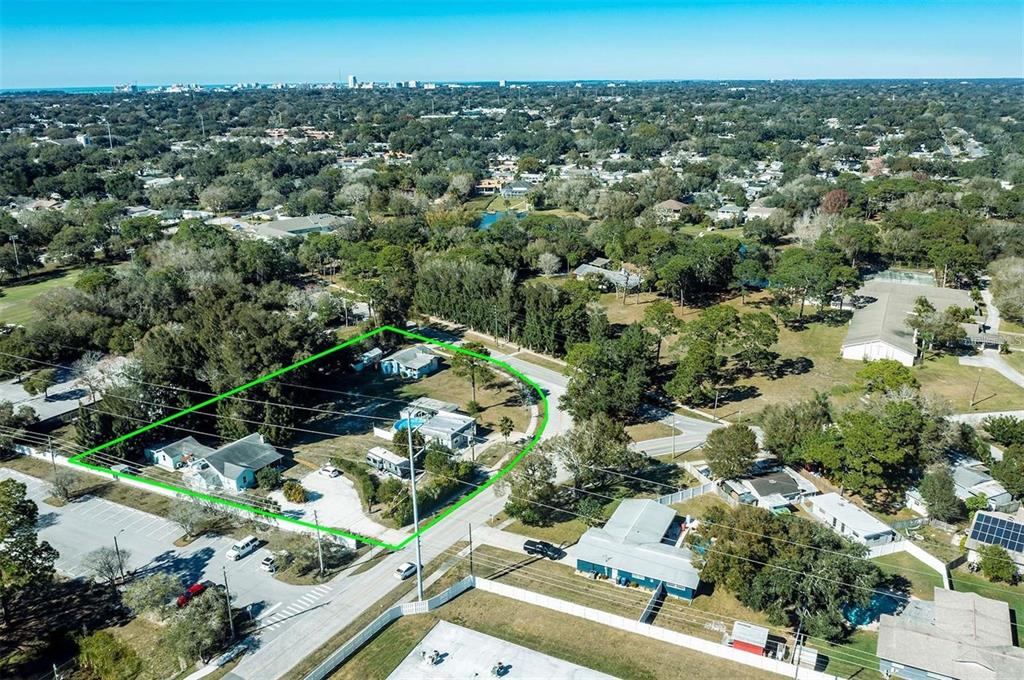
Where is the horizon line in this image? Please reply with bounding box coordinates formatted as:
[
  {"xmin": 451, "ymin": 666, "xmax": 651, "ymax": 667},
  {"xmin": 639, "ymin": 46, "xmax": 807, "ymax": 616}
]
[{"xmin": 3, "ymin": 75, "xmax": 1023, "ymax": 93}]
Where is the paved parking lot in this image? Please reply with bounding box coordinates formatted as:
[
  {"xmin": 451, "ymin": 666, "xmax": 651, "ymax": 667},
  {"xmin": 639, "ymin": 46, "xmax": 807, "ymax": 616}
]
[
  {"xmin": 270, "ymin": 468, "xmax": 407, "ymax": 545},
  {"xmin": 2, "ymin": 467, "xmax": 344, "ymax": 643}
]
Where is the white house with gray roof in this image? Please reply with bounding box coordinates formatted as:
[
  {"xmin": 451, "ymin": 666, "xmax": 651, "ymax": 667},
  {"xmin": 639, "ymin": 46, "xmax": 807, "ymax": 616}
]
[
  {"xmin": 380, "ymin": 345, "xmax": 440, "ymax": 379},
  {"xmin": 249, "ymin": 213, "xmax": 354, "ymax": 240},
  {"xmin": 877, "ymin": 589, "xmax": 1024, "ymax": 680},
  {"xmin": 575, "ymin": 499, "xmax": 700, "ymax": 599},
  {"xmin": 841, "ymin": 277, "xmax": 977, "ymax": 367},
  {"xmin": 180, "ymin": 433, "xmax": 283, "ymax": 493}
]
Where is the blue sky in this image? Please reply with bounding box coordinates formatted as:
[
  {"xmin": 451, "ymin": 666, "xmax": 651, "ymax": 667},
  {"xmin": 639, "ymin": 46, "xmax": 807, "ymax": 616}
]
[{"xmin": 1, "ymin": 1, "xmax": 1021, "ymax": 88}]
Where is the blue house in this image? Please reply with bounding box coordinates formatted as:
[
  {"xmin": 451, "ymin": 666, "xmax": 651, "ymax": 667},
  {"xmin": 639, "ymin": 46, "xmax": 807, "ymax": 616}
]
[
  {"xmin": 575, "ymin": 499, "xmax": 700, "ymax": 599},
  {"xmin": 380, "ymin": 345, "xmax": 440, "ymax": 379}
]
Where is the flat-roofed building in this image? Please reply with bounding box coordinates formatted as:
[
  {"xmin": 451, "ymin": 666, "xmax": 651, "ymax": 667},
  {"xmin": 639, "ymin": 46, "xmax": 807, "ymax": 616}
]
[{"xmin": 805, "ymin": 492, "xmax": 896, "ymax": 546}]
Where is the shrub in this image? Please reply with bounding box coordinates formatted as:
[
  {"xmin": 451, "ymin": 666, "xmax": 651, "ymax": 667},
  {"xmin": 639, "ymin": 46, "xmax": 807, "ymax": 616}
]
[
  {"xmin": 283, "ymin": 480, "xmax": 307, "ymax": 504},
  {"xmin": 331, "ymin": 457, "xmax": 378, "ymax": 511},
  {"xmin": 256, "ymin": 466, "xmax": 282, "ymax": 490}
]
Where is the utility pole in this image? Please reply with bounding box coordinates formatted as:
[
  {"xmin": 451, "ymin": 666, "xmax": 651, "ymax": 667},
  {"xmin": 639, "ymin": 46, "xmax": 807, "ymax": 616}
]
[
  {"xmin": 48, "ymin": 436, "xmax": 56, "ymax": 475},
  {"xmin": 406, "ymin": 415, "xmax": 424, "ymax": 601},
  {"xmin": 9, "ymin": 235, "xmax": 19, "ymax": 270},
  {"xmin": 222, "ymin": 566, "xmax": 235, "ymax": 639},
  {"xmin": 113, "ymin": 529, "xmax": 126, "ymax": 583},
  {"xmin": 468, "ymin": 523, "xmax": 474, "ymax": 577},
  {"xmin": 313, "ymin": 509, "xmax": 325, "ymax": 576},
  {"xmin": 970, "ymin": 370, "xmax": 982, "ymax": 409},
  {"xmin": 792, "ymin": 617, "xmax": 804, "ymax": 680}
]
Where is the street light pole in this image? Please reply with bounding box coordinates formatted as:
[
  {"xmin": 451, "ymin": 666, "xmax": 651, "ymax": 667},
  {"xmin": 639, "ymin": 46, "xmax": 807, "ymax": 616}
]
[
  {"xmin": 313, "ymin": 509, "xmax": 325, "ymax": 576},
  {"xmin": 113, "ymin": 530, "xmax": 126, "ymax": 583},
  {"xmin": 406, "ymin": 412, "xmax": 424, "ymax": 601}
]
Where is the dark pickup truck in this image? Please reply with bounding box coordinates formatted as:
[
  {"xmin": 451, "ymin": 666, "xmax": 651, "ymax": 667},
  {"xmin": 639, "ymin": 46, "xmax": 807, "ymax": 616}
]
[{"xmin": 523, "ymin": 539, "xmax": 564, "ymax": 560}]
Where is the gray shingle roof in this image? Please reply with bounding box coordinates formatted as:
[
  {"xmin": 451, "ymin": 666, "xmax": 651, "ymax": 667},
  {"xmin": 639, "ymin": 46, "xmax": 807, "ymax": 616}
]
[
  {"xmin": 202, "ymin": 433, "xmax": 282, "ymax": 476},
  {"xmin": 842, "ymin": 279, "xmax": 975, "ymax": 356},
  {"xmin": 877, "ymin": 590, "xmax": 1024, "ymax": 680}
]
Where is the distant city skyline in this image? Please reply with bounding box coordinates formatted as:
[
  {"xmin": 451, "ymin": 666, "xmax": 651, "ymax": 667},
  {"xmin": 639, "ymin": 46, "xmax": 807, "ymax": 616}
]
[{"xmin": 1, "ymin": 1, "xmax": 1021, "ymax": 89}]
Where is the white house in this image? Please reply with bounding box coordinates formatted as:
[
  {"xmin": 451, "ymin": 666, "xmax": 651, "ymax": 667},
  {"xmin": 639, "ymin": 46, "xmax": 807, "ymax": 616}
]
[
  {"xmin": 181, "ymin": 433, "xmax": 283, "ymax": 493},
  {"xmin": 840, "ymin": 276, "xmax": 977, "ymax": 367},
  {"xmin": 805, "ymin": 492, "xmax": 896, "ymax": 546},
  {"xmin": 714, "ymin": 204, "xmax": 745, "ymax": 222},
  {"xmin": 380, "ymin": 345, "xmax": 440, "ymax": 379},
  {"xmin": 144, "ymin": 436, "xmax": 214, "ymax": 471}
]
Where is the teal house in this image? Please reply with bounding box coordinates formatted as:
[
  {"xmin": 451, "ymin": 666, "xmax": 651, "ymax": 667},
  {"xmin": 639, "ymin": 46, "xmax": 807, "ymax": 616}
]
[{"xmin": 575, "ymin": 499, "xmax": 700, "ymax": 600}]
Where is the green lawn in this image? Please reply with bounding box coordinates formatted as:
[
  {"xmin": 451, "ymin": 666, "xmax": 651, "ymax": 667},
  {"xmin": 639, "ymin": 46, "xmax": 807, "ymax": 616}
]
[
  {"xmin": 871, "ymin": 552, "xmax": 943, "ymax": 600},
  {"xmin": 1001, "ymin": 350, "xmax": 1024, "ymax": 374},
  {"xmin": 0, "ymin": 268, "xmax": 83, "ymax": 325},
  {"xmin": 806, "ymin": 630, "xmax": 881, "ymax": 680},
  {"xmin": 915, "ymin": 353, "xmax": 1024, "ymax": 413}
]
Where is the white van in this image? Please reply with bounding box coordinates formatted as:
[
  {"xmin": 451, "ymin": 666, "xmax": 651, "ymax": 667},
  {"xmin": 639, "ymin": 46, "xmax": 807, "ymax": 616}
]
[{"xmin": 226, "ymin": 535, "xmax": 259, "ymax": 561}]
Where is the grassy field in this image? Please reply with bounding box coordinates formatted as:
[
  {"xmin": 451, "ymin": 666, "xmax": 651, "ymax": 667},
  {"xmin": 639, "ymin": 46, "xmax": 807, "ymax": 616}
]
[
  {"xmin": 625, "ymin": 420, "xmax": 679, "ymax": 441},
  {"xmin": 0, "ymin": 268, "xmax": 84, "ymax": 325},
  {"xmin": 669, "ymin": 493, "xmax": 731, "ymax": 519},
  {"xmin": 108, "ymin": 617, "xmax": 183, "ymax": 680},
  {"xmin": 871, "ymin": 552, "xmax": 943, "ymax": 600},
  {"xmin": 333, "ymin": 589, "xmax": 778, "ymax": 680},
  {"xmin": 806, "ymin": 629, "xmax": 881, "ymax": 680},
  {"xmin": 915, "ymin": 353, "xmax": 1024, "ymax": 413},
  {"xmin": 1002, "ymin": 350, "xmax": 1024, "ymax": 374}
]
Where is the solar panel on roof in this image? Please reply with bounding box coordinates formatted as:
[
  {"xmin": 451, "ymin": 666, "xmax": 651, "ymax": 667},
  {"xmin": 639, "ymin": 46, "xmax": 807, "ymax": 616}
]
[{"xmin": 971, "ymin": 513, "xmax": 1024, "ymax": 553}]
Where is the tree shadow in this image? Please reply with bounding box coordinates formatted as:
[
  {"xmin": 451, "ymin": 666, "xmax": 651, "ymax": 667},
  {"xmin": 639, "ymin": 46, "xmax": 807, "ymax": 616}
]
[
  {"xmin": 769, "ymin": 356, "xmax": 814, "ymax": 380},
  {"xmin": 0, "ymin": 578, "xmax": 128, "ymax": 679},
  {"xmin": 136, "ymin": 545, "xmax": 216, "ymax": 586}
]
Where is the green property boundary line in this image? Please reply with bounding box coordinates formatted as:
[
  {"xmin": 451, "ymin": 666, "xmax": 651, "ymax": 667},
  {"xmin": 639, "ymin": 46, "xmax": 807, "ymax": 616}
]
[{"xmin": 67, "ymin": 325, "xmax": 549, "ymax": 551}]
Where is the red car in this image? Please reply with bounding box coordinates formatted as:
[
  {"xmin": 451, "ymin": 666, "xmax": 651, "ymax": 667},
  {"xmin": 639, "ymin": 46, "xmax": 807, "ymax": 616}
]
[{"xmin": 176, "ymin": 580, "xmax": 213, "ymax": 608}]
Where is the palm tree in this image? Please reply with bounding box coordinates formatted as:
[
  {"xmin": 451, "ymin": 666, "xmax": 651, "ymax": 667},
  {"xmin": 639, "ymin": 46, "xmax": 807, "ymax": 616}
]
[
  {"xmin": 451, "ymin": 342, "xmax": 491, "ymax": 404},
  {"xmin": 498, "ymin": 416, "xmax": 514, "ymax": 448}
]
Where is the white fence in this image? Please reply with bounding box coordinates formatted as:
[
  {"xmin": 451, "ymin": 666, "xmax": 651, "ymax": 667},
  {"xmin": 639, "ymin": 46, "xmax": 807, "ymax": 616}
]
[
  {"xmin": 656, "ymin": 482, "xmax": 716, "ymax": 506},
  {"xmin": 474, "ymin": 578, "xmax": 841, "ymax": 680},
  {"xmin": 303, "ymin": 576, "xmax": 475, "ymax": 680}
]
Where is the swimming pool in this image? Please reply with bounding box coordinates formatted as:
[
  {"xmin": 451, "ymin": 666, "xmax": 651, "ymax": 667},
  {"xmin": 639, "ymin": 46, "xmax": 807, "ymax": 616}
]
[
  {"xmin": 394, "ymin": 417, "xmax": 426, "ymax": 432},
  {"xmin": 843, "ymin": 592, "xmax": 901, "ymax": 626}
]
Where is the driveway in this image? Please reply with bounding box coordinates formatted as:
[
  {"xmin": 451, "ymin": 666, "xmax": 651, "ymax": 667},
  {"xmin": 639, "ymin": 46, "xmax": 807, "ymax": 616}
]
[
  {"xmin": 959, "ymin": 349, "xmax": 1024, "ymax": 388},
  {"xmin": 270, "ymin": 469, "xmax": 407, "ymax": 546}
]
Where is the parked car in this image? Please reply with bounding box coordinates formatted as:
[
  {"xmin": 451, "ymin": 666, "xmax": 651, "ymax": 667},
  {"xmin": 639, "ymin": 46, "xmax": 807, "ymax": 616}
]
[
  {"xmin": 394, "ymin": 561, "xmax": 420, "ymax": 580},
  {"xmin": 523, "ymin": 539, "xmax": 563, "ymax": 560},
  {"xmin": 259, "ymin": 555, "xmax": 276, "ymax": 572},
  {"xmin": 226, "ymin": 535, "xmax": 259, "ymax": 561},
  {"xmin": 318, "ymin": 465, "xmax": 341, "ymax": 478},
  {"xmin": 176, "ymin": 580, "xmax": 214, "ymax": 608}
]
